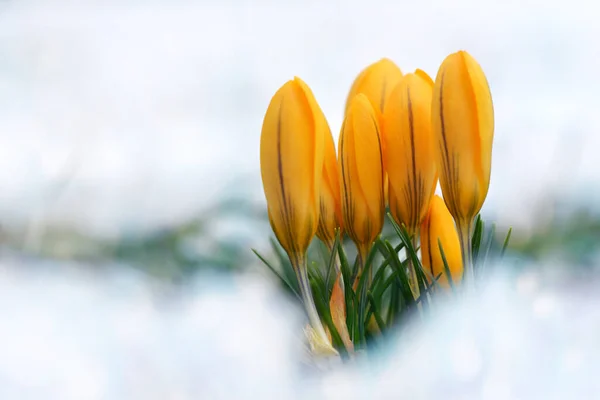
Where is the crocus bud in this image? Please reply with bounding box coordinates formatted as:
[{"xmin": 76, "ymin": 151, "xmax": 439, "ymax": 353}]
[
  {"xmin": 260, "ymin": 76, "xmax": 334, "ymax": 351},
  {"xmin": 316, "ymin": 117, "xmax": 343, "ymax": 247},
  {"xmin": 383, "ymin": 71, "xmax": 437, "ymax": 234},
  {"xmin": 345, "ymin": 58, "xmax": 403, "ymax": 114},
  {"xmin": 260, "ymin": 77, "xmax": 325, "ymax": 260},
  {"xmin": 431, "ymin": 50, "xmax": 494, "ymax": 284},
  {"xmin": 420, "ymin": 195, "xmax": 463, "ymax": 288},
  {"xmin": 431, "ymin": 50, "xmax": 494, "ymax": 225},
  {"xmin": 346, "ymin": 58, "xmax": 403, "ymax": 209},
  {"xmin": 339, "ymin": 94, "xmax": 385, "ymax": 256}
]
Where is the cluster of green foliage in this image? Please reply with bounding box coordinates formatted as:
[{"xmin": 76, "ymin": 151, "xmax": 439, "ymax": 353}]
[{"xmin": 254, "ymin": 213, "xmax": 511, "ymax": 357}]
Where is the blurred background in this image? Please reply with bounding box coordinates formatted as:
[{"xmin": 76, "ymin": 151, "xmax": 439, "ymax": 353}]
[
  {"xmin": 2, "ymin": 0, "xmax": 600, "ymax": 398},
  {"xmin": 2, "ymin": 0, "xmax": 599, "ymax": 279}
]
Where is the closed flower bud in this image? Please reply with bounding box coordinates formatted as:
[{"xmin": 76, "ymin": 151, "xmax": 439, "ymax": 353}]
[
  {"xmin": 345, "ymin": 58, "xmax": 403, "ymax": 114},
  {"xmin": 383, "ymin": 71, "xmax": 437, "ymax": 234},
  {"xmin": 260, "ymin": 76, "xmax": 332, "ymax": 349},
  {"xmin": 420, "ymin": 195, "xmax": 463, "ymax": 288},
  {"xmin": 346, "ymin": 59, "xmax": 403, "ymax": 209},
  {"xmin": 316, "ymin": 116, "xmax": 343, "ymax": 246},
  {"xmin": 339, "ymin": 94, "xmax": 385, "ymax": 255},
  {"xmin": 260, "ymin": 77, "xmax": 325, "ymax": 260},
  {"xmin": 431, "ymin": 50, "xmax": 494, "ymax": 224},
  {"xmin": 431, "ymin": 50, "xmax": 494, "ymax": 283}
]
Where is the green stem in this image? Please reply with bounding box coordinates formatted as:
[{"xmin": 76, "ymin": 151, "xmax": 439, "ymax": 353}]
[
  {"xmin": 295, "ymin": 255, "xmax": 330, "ymax": 345},
  {"xmin": 407, "ymin": 232, "xmax": 420, "ymax": 299},
  {"xmin": 357, "ymin": 244, "xmax": 371, "ymax": 286},
  {"xmin": 457, "ymin": 220, "xmax": 474, "ymax": 288}
]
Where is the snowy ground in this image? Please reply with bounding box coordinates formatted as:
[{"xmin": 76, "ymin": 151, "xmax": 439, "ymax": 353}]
[
  {"xmin": 0, "ymin": 259, "xmax": 598, "ymax": 399},
  {"xmin": 0, "ymin": 0, "xmax": 599, "ymax": 242}
]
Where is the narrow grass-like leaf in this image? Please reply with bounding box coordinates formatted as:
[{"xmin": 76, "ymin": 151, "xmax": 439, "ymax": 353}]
[
  {"xmin": 354, "ymin": 244, "xmax": 378, "ymax": 346},
  {"xmin": 371, "ymin": 241, "xmax": 404, "ymax": 290},
  {"xmin": 413, "ymin": 277, "xmax": 439, "ymax": 305},
  {"xmin": 437, "ymin": 238, "xmax": 456, "ymax": 292},
  {"xmin": 336, "ymin": 233, "xmax": 356, "ymax": 342},
  {"xmin": 252, "ymin": 248, "xmax": 301, "ymax": 301},
  {"xmin": 383, "ymin": 240, "xmax": 415, "ymax": 309},
  {"xmin": 500, "ymin": 228, "xmax": 513, "ymax": 258},
  {"xmin": 413, "ymin": 258, "xmax": 443, "ymax": 293},
  {"xmin": 478, "ymin": 224, "xmax": 496, "ymax": 278},
  {"xmin": 310, "ymin": 259, "xmax": 325, "ymax": 284},
  {"xmin": 367, "ymin": 291, "xmax": 386, "ymax": 333},
  {"xmin": 324, "ymin": 233, "xmax": 341, "ymax": 297},
  {"xmin": 309, "ymin": 261, "xmax": 328, "ymax": 305},
  {"xmin": 472, "ymin": 215, "xmax": 484, "ymax": 267},
  {"xmin": 351, "ymin": 255, "xmax": 361, "ymax": 283},
  {"xmin": 269, "ymin": 238, "xmax": 299, "ymax": 293},
  {"xmin": 387, "ymin": 281, "xmax": 399, "ymax": 326},
  {"xmin": 387, "ymin": 214, "xmax": 429, "ymax": 306},
  {"xmin": 310, "ymin": 277, "xmax": 348, "ymax": 359},
  {"xmin": 370, "ymin": 240, "xmax": 393, "ymax": 327}
]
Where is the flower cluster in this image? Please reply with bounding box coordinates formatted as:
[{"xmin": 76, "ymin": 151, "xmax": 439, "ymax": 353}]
[{"xmin": 259, "ymin": 51, "xmax": 494, "ymax": 353}]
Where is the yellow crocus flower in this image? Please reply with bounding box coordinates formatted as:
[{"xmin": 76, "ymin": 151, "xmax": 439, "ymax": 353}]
[
  {"xmin": 431, "ymin": 50, "xmax": 494, "ymax": 283},
  {"xmin": 338, "ymin": 93, "xmax": 385, "ymax": 265},
  {"xmin": 383, "ymin": 71, "xmax": 437, "ymax": 235},
  {"xmin": 260, "ymin": 76, "xmax": 334, "ymax": 352},
  {"xmin": 316, "ymin": 116, "xmax": 343, "ymax": 247},
  {"xmin": 420, "ymin": 195, "xmax": 463, "ymax": 288},
  {"xmin": 346, "ymin": 58, "xmax": 403, "ymax": 208},
  {"xmin": 345, "ymin": 58, "xmax": 403, "ymax": 114}
]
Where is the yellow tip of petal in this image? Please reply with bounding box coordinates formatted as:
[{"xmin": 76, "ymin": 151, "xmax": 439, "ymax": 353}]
[{"xmin": 414, "ymin": 68, "xmax": 434, "ymax": 87}]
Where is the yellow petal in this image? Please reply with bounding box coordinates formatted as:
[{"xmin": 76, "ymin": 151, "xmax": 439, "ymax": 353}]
[
  {"xmin": 316, "ymin": 114, "xmax": 343, "ymax": 245},
  {"xmin": 383, "ymin": 173, "xmax": 389, "ymax": 207},
  {"xmin": 339, "ymin": 94, "xmax": 385, "ymax": 247},
  {"xmin": 415, "ymin": 68, "xmax": 434, "ymax": 87},
  {"xmin": 420, "ymin": 195, "xmax": 463, "ymax": 287},
  {"xmin": 383, "ymin": 73, "xmax": 438, "ymax": 234},
  {"xmin": 345, "ymin": 58, "xmax": 403, "ymax": 114},
  {"xmin": 260, "ymin": 77, "xmax": 325, "ymax": 259},
  {"xmin": 432, "ymin": 51, "xmax": 494, "ymax": 223}
]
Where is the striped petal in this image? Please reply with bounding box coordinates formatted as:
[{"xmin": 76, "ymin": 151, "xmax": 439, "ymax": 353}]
[
  {"xmin": 383, "ymin": 73, "xmax": 438, "ymax": 234},
  {"xmin": 432, "ymin": 51, "xmax": 494, "ymax": 222}
]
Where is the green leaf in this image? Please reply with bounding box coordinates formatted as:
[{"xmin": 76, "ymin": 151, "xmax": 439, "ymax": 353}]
[
  {"xmin": 386, "ymin": 214, "xmax": 429, "ymax": 306},
  {"xmin": 437, "ymin": 238, "xmax": 456, "ymax": 293},
  {"xmin": 354, "ymin": 244, "xmax": 378, "ymax": 347},
  {"xmin": 386, "ymin": 280, "xmax": 399, "ymax": 326},
  {"xmin": 309, "ymin": 261, "xmax": 328, "ymax": 305},
  {"xmin": 324, "ymin": 233, "xmax": 341, "ymax": 297},
  {"xmin": 269, "ymin": 238, "xmax": 299, "ymax": 293},
  {"xmin": 310, "ymin": 277, "xmax": 349, "ymax": 359},
  {"xmin": 252, "ymin": 248, "xmax": 301, "ymax": 301},
  {"xmin": 371, "ymin": 241, "xmax": 404, "ymax": 290},
  {"xmin": 478, "ymin": 224, "xmax": 496, "ymax": 278},
  {"xmin": 336, "ymin": 232, "xmax": 356, "ymax": 342},
  {"xmin": 383, "ymin": 240, "xmax": 415, "ymax": 310},
  {"xmin": 367, "ymin": 291, "xmax": 386, "ymax": 333},
  {"xmin": 500, "ymin": 227, "xmax": 513, "ymax": 258},
  {"xmin": 472, "ymin": 215, "xmax": 484, "ymax": 267}
]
